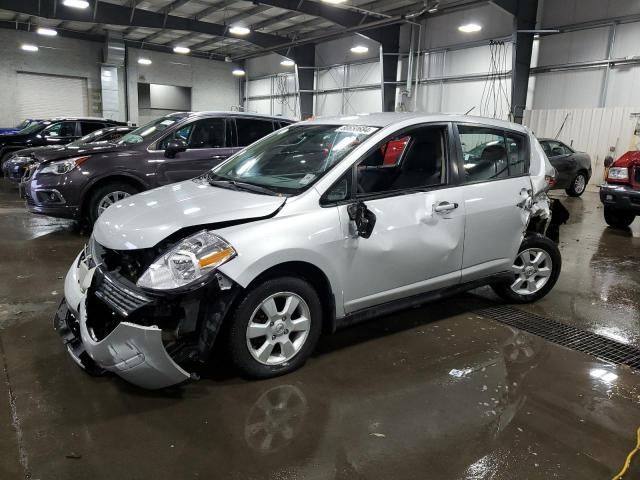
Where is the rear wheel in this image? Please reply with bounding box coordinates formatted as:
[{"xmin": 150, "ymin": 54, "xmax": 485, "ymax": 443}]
[
  {"xmin": 86, "ymin": 181, "xmax": 140, "ymax": 224},
  {"xmin": 565, "ymin": 172, "xmax": 587, "ymax": 197},
  {"xmin": 228, "ymin": 276, "xmax": 322, "ymax": 379},
  {"xmin": 491, "ymin": 234, "xmax": 561, "ymax": 304},
  {"xmin": 604, "ymin": 206, "xmax": 635, "ymax": 229}
]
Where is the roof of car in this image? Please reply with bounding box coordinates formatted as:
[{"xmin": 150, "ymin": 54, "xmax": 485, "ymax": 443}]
[
  {"xmin": 48, "ymin": 117, "xmax": 122, "ymax": 122},
  {"xmin": 174, "ymin": 111, "xmax": 296, "ymax": 122},
  {"xmin": 304, "ymin": 112, "xmax": 528, "ymax": 132}
]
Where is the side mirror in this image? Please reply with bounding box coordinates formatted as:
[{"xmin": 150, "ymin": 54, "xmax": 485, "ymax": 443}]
[
  {"xmin": 165, "ymin": 139, "xmax": 187, "ymax": 158},
  {"xmin": 347, "ymin": 201, "xmax": 376, "ymax": 239}
]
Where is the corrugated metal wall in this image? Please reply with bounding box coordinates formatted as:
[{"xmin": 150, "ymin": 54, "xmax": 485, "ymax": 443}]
[{"xmin": 523, "ymin": 107, "xmax": 640, "ymax": 186}]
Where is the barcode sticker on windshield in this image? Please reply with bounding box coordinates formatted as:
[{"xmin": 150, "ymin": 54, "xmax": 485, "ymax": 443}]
[
  {"xmin": 299, "ymin": 173, "xmax": 316, "ymax": 185},
  {"xmin": 336, "ymin": 125, "xmax": 378, "ymax": 135}
]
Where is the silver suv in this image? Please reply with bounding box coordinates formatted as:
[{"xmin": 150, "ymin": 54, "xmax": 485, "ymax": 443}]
[{"xmin": 55, "ymin": 113, "xmax": 561, "ymax": 389}]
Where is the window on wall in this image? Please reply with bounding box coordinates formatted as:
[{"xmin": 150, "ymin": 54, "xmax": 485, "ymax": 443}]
[
  {"xmin": 356, "ymin": 126, "xmax": 446, "ymax": 195},
  {"xmin": 236, "ymin": 118, "xmax": 275, "ymax": 146},
  {"xmin": 458, "ymin": 125, "xmax": 528, "ymax": 182}
]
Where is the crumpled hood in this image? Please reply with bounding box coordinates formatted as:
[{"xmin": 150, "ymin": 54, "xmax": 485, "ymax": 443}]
[
  {"xmin": 35, "ymin": 142, "xmax": 120, "ymax": 162},
  {"xmin": 93, "ymin": 179, "xmax": 286, "ymax": 250}
]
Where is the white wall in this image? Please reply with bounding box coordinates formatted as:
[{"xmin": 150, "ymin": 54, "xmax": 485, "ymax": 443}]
[
  {"xmin": 126, "ymin": 47, "xmax": 242, "ymax": 125},
  {"xmin": 0, "ymin": 29, "xmax": 103, "ymax": 125}
]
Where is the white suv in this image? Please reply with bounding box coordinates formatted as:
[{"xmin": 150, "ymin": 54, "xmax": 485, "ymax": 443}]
[{"xmin": 55, "ymin": 113, "xmax": 561, "ymax": 389}]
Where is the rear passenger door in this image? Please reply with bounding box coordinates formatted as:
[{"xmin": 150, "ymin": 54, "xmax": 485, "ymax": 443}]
[
  {"xmin": 455, "ymin": 124, "xmax": 532, "ymax": 282},
  {"xmin": 156, "ymin": 117, "xmax": 235, "ymax": 183}
]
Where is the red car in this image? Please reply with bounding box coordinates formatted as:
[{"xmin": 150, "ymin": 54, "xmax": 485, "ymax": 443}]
[{"xmin": 600, "ymin": 151, "xmax": 640, "ymax": 228}]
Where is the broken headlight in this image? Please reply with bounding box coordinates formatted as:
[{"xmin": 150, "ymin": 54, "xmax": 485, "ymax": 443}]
[{"xmin": 137, "ymin": 231, "xmax": 236, "ymax": 290}]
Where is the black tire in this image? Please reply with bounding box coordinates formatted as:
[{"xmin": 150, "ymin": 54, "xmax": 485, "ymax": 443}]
[
  {"xmin": 565, "ymin": 171, "xmax": 587, "ymax": 197},
  {"xmin": 491, "ymin": 234, "xmax": 561, "ymax": 304},
  {"xmin": 603, "ymin": 206, "xmax": 635, "ymax": 229},
  {"xmin": 86, "ymin": 181, "xmax": 140, "ymax": 224},
  {"xmin": 228, "ymin": 276, "xmax": 322, "ymax": 379}
]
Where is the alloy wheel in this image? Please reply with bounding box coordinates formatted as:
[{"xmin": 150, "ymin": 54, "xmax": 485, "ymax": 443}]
[
  {"xmin": 246, "ymin": 292, "xmax": 311, "ymax": 365},
  {"xmin": 97, "ymin": 191, "xmax": 131, "ymax": 217},
  {"xmin": 510, "ymin": 248, "xmax": 553, "ymax": 295},
  {"xmin": 574, "ymin": 174, "xmax": 586, "ymax": 194}
]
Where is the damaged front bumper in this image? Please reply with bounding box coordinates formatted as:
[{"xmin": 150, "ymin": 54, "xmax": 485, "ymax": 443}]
[{"xmin": 55, "ymin": 250, "xmax": 238, "ymax": 389}]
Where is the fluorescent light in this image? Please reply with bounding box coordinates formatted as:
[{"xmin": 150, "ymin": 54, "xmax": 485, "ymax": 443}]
[
  {"xmin": 21, "ymin": 44, "xmax": 39, "ymax": 52},
  {"xmin": 280, "ymin": 59, "xmax": 295, "ymax": 67},
  {"xmin": 63, "ymin": 0, "xmax": 90, "ymax": 8},
  {"xmin": 458, "ymin": 23, "xmax": 482, "ymax": 33},
  {"xmin": 37, "ymin": 27, "xmax": 58, "ymax": 36},
  {"xmin": 427, "ymin": 1, "xmax": 439, "ymax": 13},
  {"xmin": 350, "ymin": 45, "xmax": 369, "ymax": 54},
  {"xmin": 138, "ymin": 58, "xmax": 152, "ymax": 65},
  {"xmin": 322, "ymin": 0, "xmax": 347, "ymax": 3},
  {"xmin": 229, "ymin": 26, "xmax": 250, "ymax": 35},
  {"xmin": 173, "ymin": 46, "xmax": 190, "ymax": 54},
  {"xmin": 232, "ymin": 68, "xmax": 246, "ymax": 76}
]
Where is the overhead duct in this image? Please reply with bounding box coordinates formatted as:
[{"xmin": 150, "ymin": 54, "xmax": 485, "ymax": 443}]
[{"xmin": 104, "ymin": 32, "xmax": 126, "ymax": 67}]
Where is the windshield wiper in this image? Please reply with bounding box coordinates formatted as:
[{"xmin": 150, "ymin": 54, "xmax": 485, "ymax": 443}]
[{"xmin": 209, "ymin": 178, "xmax": 278, "ymax": 196}]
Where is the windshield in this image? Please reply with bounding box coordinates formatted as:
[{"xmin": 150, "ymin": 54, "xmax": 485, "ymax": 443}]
[
  {"xmin": 18, "ymin": 121, "xmax": 46, "ymax": 135},
  {"xmin": 211, "ymin": 124, "xmax": 379, "ymax": 194},
  {"xmin": 15, "ymin": 120, "xmax": 31, "ymax": 130},
  {"xmin": 117, "ymin": 115, "xmax": 187, "ymax": 145}
]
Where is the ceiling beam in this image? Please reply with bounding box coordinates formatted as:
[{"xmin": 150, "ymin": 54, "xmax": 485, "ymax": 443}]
[{"xmin": 0, "ymin": 0, "xmax": 285, "ymax": 48}]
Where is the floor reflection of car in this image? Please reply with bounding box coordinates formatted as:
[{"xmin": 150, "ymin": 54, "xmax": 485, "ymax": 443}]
[
  {"xmin": 538, "ymin": 138, "xmax": 592, "ymax": 197},
  {"xmin": 2, "ymin": 126, "xmax": 135, "ymax": 183},
  {"xmin": 55, "ymin": 113, "xmax": 565, "ymax": 390}
]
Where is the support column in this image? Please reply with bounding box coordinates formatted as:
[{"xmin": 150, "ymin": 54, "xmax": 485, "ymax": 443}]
[
  {"xmin": 378, "ymin": 25, "xmax": 400, "ymax": 112},
  {"xmin": 510, "ymin": 0, "xmax": 538, "ymax": 124},
  {"xmin": 290, "ymin": 45, "xmax": 315, "ymax": 119}
]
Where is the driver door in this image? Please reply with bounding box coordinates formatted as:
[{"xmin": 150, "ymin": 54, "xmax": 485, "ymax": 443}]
[
  {"xmin": 156, "ymin": 117, "xmax": 235, "ymax": 184},
  {"xmin": 333, "ymin": 123, "xmax": 465, "ymax": 313}
]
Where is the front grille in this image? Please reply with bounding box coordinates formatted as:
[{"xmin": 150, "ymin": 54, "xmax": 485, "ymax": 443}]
[
  {"xmin": 476, "ymin": 305, "xmax": 640, "ymax": 369},
  {"xmin": 94, "ymin": 272, "xmax": 151, "ymax": 317}
]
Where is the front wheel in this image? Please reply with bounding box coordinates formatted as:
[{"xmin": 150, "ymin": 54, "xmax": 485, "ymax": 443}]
[
  {"xmin": 491, "ymin": 234, "xmax": 561, "ymax": 304},
  {"xmin": 565, "ymin": 172, "xmax": 587, "ymax": 197},
  {"xmin": 603, "ymin": 206, "xmax": 635, "ymax": 229},
  {"xmin": 86, "ymin": 181, "xmax": 140, "ymax": 224},
  {"xmin": 228, "ymin": 276, "xmax": 322, "ymax": 379}
]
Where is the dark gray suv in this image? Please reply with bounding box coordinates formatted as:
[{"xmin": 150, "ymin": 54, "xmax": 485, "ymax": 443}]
[{"xmin": 25, "ymin": 112, "xmax": 293, "ymax": 223}]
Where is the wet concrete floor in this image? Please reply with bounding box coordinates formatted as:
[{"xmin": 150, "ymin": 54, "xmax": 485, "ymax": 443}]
[{"xmin": 0, "ymin": 181, "xmax": 639, "ymax": 479}]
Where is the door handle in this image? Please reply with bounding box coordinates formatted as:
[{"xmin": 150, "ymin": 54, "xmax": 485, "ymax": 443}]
[{"xmin": 433, "ymin": 201, "xmax": 458, "ymax": 213}]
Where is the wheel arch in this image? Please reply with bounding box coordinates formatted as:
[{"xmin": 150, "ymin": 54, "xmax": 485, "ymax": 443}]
[
  {"xmin": 79, "ymin": 173, "xmax": 147, "ymax": 219},
  {"xmin": 242, "ymin": 261, "xmax": 337, "ymax": 334}
]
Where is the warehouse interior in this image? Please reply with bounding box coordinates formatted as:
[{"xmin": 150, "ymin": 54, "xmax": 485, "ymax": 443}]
[{"xmin": 0, "ymin": 0, "xmax": 640, "ymax": 479}]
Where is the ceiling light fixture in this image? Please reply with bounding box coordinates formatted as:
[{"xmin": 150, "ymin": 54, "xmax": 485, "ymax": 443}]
[
  {"xmin": 63, "ymin": 0, "xmax": 90, "ymax": 9},
  {"xmin": 322, "ymin": 0, "xmax": 347, "ymax": 4},
  {"xmin": 232, "ymin": 68, "xmax": 246, "ymax": 76},
  {"xmin": 21, "ymin": 44, "xmax": 39, "ymax": 52},
  {"xmin": 229, "ymin": 26, "xmax": 250, "ymax": 35},
  {"xmin": 173, "ymin": 46, "xmax": 190, "ymax": 54},
  {"xmin": 280, "ymin": 59, "xmax": 295, "ymax": 67},
  {"xmin": 138, "ymin": 58, "xmax": 152, "ymax": 65},
  {"xmin": 458, "ymin": 23, "xmax": 482, "ymax": 33},
  {"xmin": 350, "ymin": 45, "xmax": 369, "ymax": 54},
  {"xmin": 37, "ymin": 27, "xmax": 58, "ymax": 36}
]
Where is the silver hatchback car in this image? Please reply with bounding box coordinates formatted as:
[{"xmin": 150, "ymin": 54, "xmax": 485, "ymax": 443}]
[{"xmin": 56, "ymin": 113, "xmax": 562, "ymax": 389}]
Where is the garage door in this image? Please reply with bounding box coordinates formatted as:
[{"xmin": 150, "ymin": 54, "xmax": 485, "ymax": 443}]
[{"xmin": 15, "ymin": 72, "xmax": 89, "ymax": 121}]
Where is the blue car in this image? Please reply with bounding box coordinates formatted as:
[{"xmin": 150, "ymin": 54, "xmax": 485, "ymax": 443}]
[{"xmin": 0, "ymin": 119, "xmax": 42, "ymax": 135}]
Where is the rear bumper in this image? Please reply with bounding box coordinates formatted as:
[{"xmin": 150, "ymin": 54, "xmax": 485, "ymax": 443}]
[
  {"xmin": 600, "ymin": 184, "xmax": 640, "ymax": 213},
  {"xmin": 55, "ymin": 252, "xmax": 191, "ymax": 389}
]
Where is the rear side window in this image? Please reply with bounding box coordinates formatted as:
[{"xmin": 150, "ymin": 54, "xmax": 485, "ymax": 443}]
[
  {"xmin": 356, "ymin": 126, "xmax": 446, "ymax": 195},
  {"xmin": 80, "ymin": 122, "xmax": 105, "ymax": 136},
  {"xmin": 236, "ymin": 118, "xmax": 275, "ymax": 147},
  {"xmin": 458, "ymin": 125, "xmax": 528, "ymax": 182}
]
